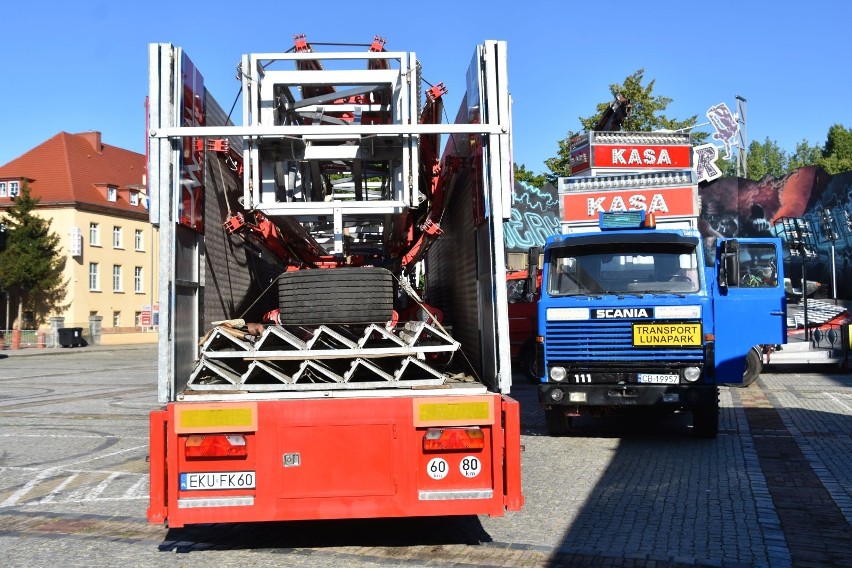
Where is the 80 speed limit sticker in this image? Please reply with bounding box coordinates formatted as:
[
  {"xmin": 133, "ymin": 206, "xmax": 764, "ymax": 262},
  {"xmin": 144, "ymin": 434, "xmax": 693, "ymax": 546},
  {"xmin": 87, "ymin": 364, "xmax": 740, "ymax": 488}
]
[
  {"xmin": 459, "ymin": 456, "xmax": 481, "ymax": 478},
  {"xmin": 426, "ymin": 456, "xmax": 483, "ymax": 479}
]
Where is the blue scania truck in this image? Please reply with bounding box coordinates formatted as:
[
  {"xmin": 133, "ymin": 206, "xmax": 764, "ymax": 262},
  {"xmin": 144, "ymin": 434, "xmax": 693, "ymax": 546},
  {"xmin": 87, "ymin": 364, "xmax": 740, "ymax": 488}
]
[{"xmin": 536, "ymin": 131, "xmax": 786, "ymax": 438}]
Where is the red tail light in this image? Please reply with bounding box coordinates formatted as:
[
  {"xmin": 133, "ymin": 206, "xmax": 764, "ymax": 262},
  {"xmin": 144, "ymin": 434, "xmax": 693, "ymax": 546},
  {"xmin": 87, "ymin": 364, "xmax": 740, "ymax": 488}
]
[
  {"xmin": 184, "ymin": 434, "xmax": 248, "ymax": 458},
  {"xmin": 423, "ymin": 427, "xmax": 485, "ymax": 451}
]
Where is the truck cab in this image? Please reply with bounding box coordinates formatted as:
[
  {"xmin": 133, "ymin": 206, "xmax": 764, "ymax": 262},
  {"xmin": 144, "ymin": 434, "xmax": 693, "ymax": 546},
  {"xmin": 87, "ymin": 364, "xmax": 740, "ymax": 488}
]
[
  {"xmin": 537, "ymin": 130, "xmax": 787, "ymax": 438},
  {"xmin": 538, "ymin": 212, "xmax": 786, "ymax": 437}
]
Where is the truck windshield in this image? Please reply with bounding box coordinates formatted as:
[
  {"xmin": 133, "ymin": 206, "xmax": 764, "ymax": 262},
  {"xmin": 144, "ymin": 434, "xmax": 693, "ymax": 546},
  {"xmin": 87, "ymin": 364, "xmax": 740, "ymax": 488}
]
[{"xmin": 547, "ymin": 242, "xmax": 700, "ymax": 296}]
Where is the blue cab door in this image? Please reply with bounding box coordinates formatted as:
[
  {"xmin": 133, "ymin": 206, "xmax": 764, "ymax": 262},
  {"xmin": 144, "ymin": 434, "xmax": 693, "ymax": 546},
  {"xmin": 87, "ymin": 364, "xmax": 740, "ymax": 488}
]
[{"xmin": 712, "ymin": 238, "xmax": 787, "ymax": 383}]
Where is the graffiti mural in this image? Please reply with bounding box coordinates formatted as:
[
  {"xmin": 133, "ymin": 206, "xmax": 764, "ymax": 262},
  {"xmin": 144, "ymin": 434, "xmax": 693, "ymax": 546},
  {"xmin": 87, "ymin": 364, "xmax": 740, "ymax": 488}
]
[
  {"xmin": 506, "ymin": 168, "xmax": 852, "ymax": 298},
  {"xmin": 505, "ymin": 180, "xmax": 561, "ymax": 252},
  {"xmin": 699, "ymin": 167, "xmax": 852, "ymax": 299}
]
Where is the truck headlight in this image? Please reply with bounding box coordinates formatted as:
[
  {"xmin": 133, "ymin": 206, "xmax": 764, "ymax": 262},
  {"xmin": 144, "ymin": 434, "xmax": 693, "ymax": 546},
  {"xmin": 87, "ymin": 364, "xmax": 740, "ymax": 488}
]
[
  {"xmin": 550, "ymin": 366, "xmax": 567, "ymax": 382},
  {"xmin": 683, "ymin": 366, "xmax": 701, "ymax": 382}
]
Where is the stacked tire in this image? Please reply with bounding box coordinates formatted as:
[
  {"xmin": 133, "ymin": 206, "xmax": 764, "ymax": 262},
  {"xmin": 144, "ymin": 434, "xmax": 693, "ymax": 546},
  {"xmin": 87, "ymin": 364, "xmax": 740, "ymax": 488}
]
[{"xmin": 278, "ymin": 267, "xmax": 395, "ymax": 325}]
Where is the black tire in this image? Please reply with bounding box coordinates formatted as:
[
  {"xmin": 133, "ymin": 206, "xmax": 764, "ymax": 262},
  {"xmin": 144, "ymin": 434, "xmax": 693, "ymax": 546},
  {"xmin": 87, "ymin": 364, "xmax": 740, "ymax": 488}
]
[
  {"xmin": 692, "ymin": 391, "xmax": 719, "ymax": 439},
  {"xmin": 520, "ymin": 340, "xmax": 543, "ymax": 384},
  {"xmin": 741, "ymin": 348, "xmax": 762, "ymax": 387},
  {"xmin": 278, "ymin": 267, "xmax": 394, "ymax": 325},
  {"xmin": 544, "ymin": 407, "xmax": 572, "ymax": 436}
]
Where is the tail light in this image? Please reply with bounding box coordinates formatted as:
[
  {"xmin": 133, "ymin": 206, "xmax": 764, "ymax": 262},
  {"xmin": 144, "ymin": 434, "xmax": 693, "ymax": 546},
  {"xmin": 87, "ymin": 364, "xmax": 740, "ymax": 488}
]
[
  {"xmin": 423, "ymin": 427, "xmax": 485, "ymax": 451},
  {"xmin": 184, "ymin": 434, "xmax": 248, "ymax": 458}
]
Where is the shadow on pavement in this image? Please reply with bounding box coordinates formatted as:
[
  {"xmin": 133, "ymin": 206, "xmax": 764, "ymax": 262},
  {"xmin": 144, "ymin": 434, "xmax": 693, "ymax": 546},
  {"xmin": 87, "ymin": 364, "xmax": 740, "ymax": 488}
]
[{"xmin": 159, "ymin": 515, "xmax": 492, "ymax": 553}]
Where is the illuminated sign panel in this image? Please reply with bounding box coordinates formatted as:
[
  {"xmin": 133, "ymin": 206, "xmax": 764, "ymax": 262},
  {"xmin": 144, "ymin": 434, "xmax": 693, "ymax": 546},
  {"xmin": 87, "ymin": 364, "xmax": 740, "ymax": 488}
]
[
  {"xmin": 592, "ymin": 144, "xmax": 693, "ymax": 169},
  {"xmin": 560, "ymin": 186, "xmax": 698, "ymax": 223}
]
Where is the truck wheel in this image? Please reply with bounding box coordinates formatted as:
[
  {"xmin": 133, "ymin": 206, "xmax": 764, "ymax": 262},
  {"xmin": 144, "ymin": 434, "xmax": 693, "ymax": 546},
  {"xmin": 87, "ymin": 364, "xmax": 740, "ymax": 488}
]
[
  {"xmin": 544, "ymin": 407, "xmax": 572, "ymax": 436},
  {"xmin": 520, "ymin": 341, "xmax": 542, "ymax": 384},
  {"xmin": 692, "ymin": 392, "xmax": 719, "ymax": 439},
  {"xmin": 278, "ymin": 267, "xmax": 394, "ymax": 325},
  {"xmin": 741, "ymin": 347, "xmax": 762, "ymax": 387}
]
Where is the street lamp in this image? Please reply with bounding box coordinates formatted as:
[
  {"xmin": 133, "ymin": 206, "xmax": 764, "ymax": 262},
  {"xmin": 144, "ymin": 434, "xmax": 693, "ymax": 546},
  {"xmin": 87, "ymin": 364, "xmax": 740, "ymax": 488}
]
[
  {"xmin": 0, "ymin": 223, "xmax": 6, "ymax": 332},
  {"xmin": 818, "ymin": 208, "xmax": 839, "ymax": 303},
  {"xmin": 776, "ymin": 217, "xmax": 818, "ymax": 340}
]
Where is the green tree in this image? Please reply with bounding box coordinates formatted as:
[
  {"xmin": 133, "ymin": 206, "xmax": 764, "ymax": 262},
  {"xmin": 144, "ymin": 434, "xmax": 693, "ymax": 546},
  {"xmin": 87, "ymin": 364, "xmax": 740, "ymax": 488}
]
[
  {"xmin": 815, "ymin": 124, "xmax": 852, "ymax": 174},
  {"xmin": 513, "ymin": 163, "xmax": 547, "ymax": 188},
  {"xmin": 788, "ymin": 139, "xmax": 824, "ymax": 171},
  {"xmin": 745, "ymin": 137, "xmax": 789, "ymax": 181},
  {"xmin": 545, "ymin": 69, "xmax": 703, "ymax": 177},
  {"xmin": 0, "ymin": 183, "xmax": 67, "ymax": 328},
  {"xmin": 714, "ymin": 153, "xmax": 738, "ymax": 178}
]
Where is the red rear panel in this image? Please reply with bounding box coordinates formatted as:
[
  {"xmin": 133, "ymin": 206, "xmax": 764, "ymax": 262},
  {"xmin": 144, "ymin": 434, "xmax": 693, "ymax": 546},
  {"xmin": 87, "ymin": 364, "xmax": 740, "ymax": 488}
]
[{"xmin": 149, "ymin": 393, "xmax": 522, "ymax": 527}]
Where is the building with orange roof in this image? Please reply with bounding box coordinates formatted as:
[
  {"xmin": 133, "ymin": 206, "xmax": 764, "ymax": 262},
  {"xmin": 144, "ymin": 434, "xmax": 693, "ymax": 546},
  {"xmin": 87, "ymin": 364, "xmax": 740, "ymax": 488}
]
[{"xmin": 0, "ymin": 131, "xmax": 159, "ymax": 344}]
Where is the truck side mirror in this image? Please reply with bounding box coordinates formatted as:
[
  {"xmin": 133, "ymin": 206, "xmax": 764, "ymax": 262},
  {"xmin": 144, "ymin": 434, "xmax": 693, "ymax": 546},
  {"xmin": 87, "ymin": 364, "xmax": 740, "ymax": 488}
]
[
  {"xmin": 717, "ymin": 239, "xmax": 740, "ymax": 289},
  {"xmin": 526, "ymin": 246, "xmax": 541, "ymax": 301}
]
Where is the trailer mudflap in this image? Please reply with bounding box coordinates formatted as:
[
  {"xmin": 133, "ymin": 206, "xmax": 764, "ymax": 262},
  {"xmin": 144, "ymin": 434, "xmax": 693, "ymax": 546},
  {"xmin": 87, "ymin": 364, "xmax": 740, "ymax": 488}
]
[
  {"xmin": 501, "ymin": 396, "xmax": 524, "ymax": 511},
  {"xmin": 147, "ymin": 409, "xmax": 168, "ymax": 524}
]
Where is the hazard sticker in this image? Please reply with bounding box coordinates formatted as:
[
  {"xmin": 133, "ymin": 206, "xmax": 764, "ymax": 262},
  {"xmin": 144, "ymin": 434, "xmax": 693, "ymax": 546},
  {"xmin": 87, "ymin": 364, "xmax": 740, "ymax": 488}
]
[
  {"xmin": 427, "ymin": 457, "xmax": 449, "ymax": 480},
  {"xmin": 459, "ymin": 456, "xmax": 481, "ymax": 478}
]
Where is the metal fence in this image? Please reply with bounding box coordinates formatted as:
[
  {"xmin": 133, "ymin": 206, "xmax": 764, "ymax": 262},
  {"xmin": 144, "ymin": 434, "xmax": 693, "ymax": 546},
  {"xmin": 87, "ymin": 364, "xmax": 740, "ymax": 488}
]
[{"xmin": 0, "ymin": 329, "xmax": 44, "ymax": 350}]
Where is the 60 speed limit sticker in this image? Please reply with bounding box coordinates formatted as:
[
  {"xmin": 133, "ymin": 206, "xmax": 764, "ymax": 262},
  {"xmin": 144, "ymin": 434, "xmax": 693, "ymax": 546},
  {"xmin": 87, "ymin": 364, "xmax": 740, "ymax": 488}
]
[
  {"xmin": 426, "ymin": 457, "xmax": 449, "ymax": 480},
  {"xmin": 459, "ymin": 456, "xmax": 481, "ymax": 478}
]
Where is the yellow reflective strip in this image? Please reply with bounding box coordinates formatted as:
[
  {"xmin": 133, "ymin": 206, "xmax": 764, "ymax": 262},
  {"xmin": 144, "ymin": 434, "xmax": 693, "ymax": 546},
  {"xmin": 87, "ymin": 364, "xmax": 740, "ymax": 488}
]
[
  {"xmin": 175, "ymin": 403, "xmax": 257, "ymax": 433},
  {"xmin": 414, "ymin": 397, "xmax": 494, "ymax": 426},
  {"xmin": 181, "ymin": 408, "xmax": 253, "ymax": 428}
]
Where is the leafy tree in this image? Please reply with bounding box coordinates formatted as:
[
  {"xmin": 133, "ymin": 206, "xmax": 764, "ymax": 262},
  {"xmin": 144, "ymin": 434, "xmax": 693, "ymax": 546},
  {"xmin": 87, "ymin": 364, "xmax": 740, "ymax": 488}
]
[
  {"xmin": 815, "ymin": 124, "xmax": 852, "ymax": 174},
  {"xmin": 714, "ymin": 153, "xmax": 738, "ymax": 178},
  {"xmin": 0, "ymin": 183, "xmax": 67, "ymax": 328},
  {"xmin": 788, "ymin": 139, "xmax": 824, "ymax": 171},
  {"xmin": 578, "ymin": 70, "xmax": 700, "ymax": 135},
  {"xmin": 513, "ymin": 163, "xmax": 547, "ymax": 188},
  {"xmin": 545, "ymin": 69, "xmax": 703, "ymax": 177},
  {"xmin": 745, "ymin": 137, "xmax": 789, "ymax": 180}
]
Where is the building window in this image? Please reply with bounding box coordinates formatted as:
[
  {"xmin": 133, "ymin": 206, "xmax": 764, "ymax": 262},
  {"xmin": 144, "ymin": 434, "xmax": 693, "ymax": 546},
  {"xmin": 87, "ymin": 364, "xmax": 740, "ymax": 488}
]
[
  {"xmin": 90, "ymin": 223, "xmax": 100, "ymax": 246},
  {"xmin": 135, "ymin": 311, "xmax": 142, "ymax": 326},
  {"xmin": 113, "ymin": 226, "xmax": 123, "ymax": 249},
  {"xmin": 113, "ymin": 265, "xmax": 122, "ymax": 292},
  {"xmin": 113, "ymin": 311, "xmax": 121, "ymax": 327},
  {"xmin": 107, "ymin": 186, "xmax": 117, "ymax": 202},
  {"xmin": 9, "ymin": 181, "xmax": 19, "ymax": 197},
  {"xmin": 0, "ymin": 182, "xmax": 6, "ymax": 197},
  {"xmin": 134, "ymin": 266, "xmax": 143, "ymax": 293},
  {"xmin": 89, "ymin": 263, "xmax": 100, "ymax": 291},
  {"xmin": 134, "ymin": 229, "xmax": 144, "ymax": 251},
  {"xmin": 130, "ymin": 192, "xmax": 139, "ymax": 206}
]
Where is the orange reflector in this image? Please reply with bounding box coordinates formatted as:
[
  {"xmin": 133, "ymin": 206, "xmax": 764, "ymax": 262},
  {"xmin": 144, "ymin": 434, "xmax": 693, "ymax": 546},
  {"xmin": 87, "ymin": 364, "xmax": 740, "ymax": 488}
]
[
  {"xmin": 184, "ymin": 434, "xmax": 248, "ymax": 458},
  {"xmin": 423, "ymin": 427, "xmax": 485, "ymax": 451}
]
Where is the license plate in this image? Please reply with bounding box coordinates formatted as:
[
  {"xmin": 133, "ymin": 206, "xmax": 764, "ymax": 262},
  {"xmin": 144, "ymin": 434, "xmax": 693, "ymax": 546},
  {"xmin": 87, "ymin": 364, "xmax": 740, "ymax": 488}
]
[
  {"xmin": 180, "ymin": 471, "xmax": 255, "ymax": 491},
  {"xmin": 637, "ymin": 373, "xmax": 679, "ymax": 384}
]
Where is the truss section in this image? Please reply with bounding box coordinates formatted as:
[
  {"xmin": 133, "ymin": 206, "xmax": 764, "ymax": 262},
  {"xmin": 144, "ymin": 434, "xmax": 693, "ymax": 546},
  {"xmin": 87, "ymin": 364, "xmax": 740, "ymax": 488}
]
[{"xmin": 186, "ymin": 321, "xmax": 459, "ymax": 392}]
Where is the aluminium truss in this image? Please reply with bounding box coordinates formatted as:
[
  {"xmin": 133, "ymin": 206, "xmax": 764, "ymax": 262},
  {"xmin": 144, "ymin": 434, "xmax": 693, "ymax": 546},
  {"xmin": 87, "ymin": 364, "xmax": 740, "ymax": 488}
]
[{"xmin": 187, "ymin": 321, "xmax": 460, "ymax": 392}]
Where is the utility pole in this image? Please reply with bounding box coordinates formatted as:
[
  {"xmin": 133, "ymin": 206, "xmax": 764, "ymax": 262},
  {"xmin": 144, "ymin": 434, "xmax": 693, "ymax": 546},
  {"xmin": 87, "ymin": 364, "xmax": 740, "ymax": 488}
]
[{"xmin": 736, "ymin": 95, "xmax": 747, "ymax": 178}]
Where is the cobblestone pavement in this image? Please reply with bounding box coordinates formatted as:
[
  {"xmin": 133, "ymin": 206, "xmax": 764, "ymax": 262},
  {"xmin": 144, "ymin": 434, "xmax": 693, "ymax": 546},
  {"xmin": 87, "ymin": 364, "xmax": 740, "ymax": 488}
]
[{"xmin": 0, "ymin": 346, "xmax": 850, "ymax": 567}]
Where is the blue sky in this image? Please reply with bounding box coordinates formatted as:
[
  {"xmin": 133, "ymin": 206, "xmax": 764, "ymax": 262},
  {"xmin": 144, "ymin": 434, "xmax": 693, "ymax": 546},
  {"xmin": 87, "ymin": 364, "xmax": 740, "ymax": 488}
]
[{"xmin": 2, "ymin": 0, "xmax": 849, "ymax": 175}]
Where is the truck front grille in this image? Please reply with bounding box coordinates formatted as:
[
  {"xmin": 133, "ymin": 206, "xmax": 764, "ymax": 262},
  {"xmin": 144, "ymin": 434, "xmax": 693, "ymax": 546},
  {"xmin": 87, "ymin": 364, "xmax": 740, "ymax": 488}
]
[{"xmin": 545, "ymin": 320, "xmax": 703, "ymax": 363}]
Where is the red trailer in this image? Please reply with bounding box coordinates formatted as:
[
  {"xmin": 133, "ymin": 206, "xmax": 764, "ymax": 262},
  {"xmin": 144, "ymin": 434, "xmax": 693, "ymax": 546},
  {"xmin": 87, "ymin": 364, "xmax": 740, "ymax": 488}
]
[{"xmin": 146, "ymin": 36, "xmax": 522, "ymax": 528}]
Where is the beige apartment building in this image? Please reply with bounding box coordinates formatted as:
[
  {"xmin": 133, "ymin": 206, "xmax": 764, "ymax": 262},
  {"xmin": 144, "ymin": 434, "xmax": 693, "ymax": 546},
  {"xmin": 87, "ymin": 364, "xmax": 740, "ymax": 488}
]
[{"xmin": 0, "ymin": 131, "xmax": 159, "ymax": 343}]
